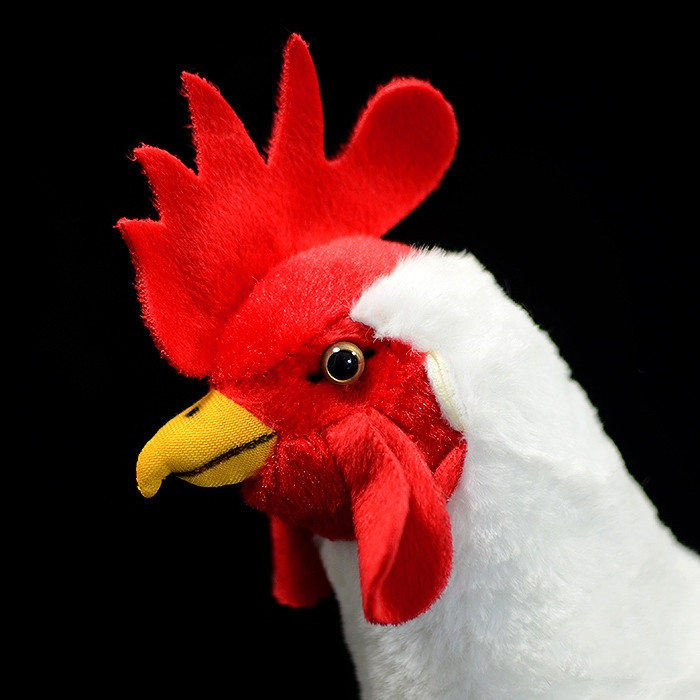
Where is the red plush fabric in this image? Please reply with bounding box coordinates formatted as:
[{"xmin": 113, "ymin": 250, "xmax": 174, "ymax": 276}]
[
  {"xmin": 250, "ymin": 403, "xmax": 465, "ymax": 624},
  {"xmin": 120, "ymin": 33, "xmax": 464, "ymax": 626},
  {"xmin": 116, "ymin": 34, "xmax": 457, "ymax": 378},
  {"xmin": 212, "ymin": 236, "xmax": 409, "ymax": 385},
  {"xmin": 326, "ymin": 410, "xmax": 460, "ymax": 625},
  {"xmin": 209, "ymin": 236, "xmax": 466, "ymax": 623},
  {"xmin": 202, "ymin": 235, "xmax": 467, "ymax": 622},
  {"xmin": 270, "ymin": 516, "xmax": 333, "ymax": 608}
]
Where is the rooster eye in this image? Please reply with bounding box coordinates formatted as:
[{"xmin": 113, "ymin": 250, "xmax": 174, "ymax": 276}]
[{"xmin": 321, "ymin": 342, "xmax": 366, "ymax": 385}]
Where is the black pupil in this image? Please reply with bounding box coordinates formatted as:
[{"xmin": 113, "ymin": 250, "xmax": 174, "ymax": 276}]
[{"xmin": 326, "ymin": 349, "xmax": 359, "ymax": 381}]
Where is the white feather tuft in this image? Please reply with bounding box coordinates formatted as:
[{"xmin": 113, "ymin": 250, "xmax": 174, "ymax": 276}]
[{"xmin": 315, "ymin": 247, "xmax": 700, "ymax": 699}]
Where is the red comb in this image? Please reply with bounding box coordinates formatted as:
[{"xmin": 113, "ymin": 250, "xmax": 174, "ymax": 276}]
[{"xmin": 117, "ymin": 34, "xmax": 458, "ymax": 377}]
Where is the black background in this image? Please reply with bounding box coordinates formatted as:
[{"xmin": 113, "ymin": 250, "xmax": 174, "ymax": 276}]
[{"xmin": 19, "ymin": 12, "xmax": 696, "ymax": 698}]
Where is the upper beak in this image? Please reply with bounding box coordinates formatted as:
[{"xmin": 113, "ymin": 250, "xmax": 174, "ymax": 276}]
[{"xmin": 136, "ymin": 390, "xmax": 277, "ymax": 498}]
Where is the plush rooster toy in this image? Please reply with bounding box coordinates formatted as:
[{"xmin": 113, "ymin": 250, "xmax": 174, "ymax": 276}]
[{"xmin": 119, "ymin": 35, "xmax": 700, "ymax": 698}]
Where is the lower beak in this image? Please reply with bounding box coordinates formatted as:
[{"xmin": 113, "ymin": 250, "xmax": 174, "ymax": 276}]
[{"xmin": 136, "ymin": 390, "xmax": 277, "ymax": 498}]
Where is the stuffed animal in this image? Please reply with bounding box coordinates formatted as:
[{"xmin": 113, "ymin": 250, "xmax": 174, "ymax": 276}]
[{"xmin": 118, "ymin": 34, "xmax": 700, "ymax": 699}]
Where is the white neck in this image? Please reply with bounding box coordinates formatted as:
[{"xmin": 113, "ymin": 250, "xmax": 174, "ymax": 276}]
[{"xmin": 317, "ymin": 248, "xmax": 700, "ymax": 699}]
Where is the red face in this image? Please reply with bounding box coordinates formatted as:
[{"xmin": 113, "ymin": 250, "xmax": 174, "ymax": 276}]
[
  {"xmin": 201, "ymin": 237, "xmax": 467, "ymax": 624},
  {"xmin": 216, "ymin": 317, "xmax": 460, "ymax": 539},
  {"xmin": 208, "ymin": 237, "xmax": 464, "ymax": 539},
  {"xmin": 128, "ymin": 236, "xmax": 466, "ymax": 624}
]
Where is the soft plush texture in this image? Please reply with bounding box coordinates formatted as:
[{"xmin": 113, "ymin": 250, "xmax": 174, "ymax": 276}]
[
  {"xmin": 121, "ymin": 33, "xmax": 700, "ymax": 699},
  {"xmin": 117, "ymin": 34, "xmax": 457, "ymax": 378},
  {"xmin": 221, "ymin": 242, "xmax": 467, "ymax": 623},
  {"xmin": 324, "ymin": 247, "xmax": 700, "ymax": 698},
  {"xmin": 121, "ymin": 34, "xmax": 466, "ymax": 628},
  {"xmin": 325, "ymin": 408, "xmax": 465, "ymax": 624}
]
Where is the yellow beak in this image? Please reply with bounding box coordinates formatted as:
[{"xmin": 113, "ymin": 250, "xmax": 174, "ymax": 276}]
[{"xmin": 136, "ymin": 390, "xmax": 277, "ymax": 498}]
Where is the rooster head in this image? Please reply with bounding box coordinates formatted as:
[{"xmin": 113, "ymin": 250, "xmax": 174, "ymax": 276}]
[{"xmin": 118, "ymin": 35, "xmax": 463, "ymax": 625}]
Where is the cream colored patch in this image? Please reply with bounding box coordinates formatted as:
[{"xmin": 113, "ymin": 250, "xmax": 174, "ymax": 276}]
[{"xmin": 425, "ymin": 351, "xmax": 465, "ymax": 433}]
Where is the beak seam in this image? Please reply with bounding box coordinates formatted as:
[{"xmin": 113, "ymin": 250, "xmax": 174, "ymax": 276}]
[{"xmin": 177, "ymin": 431, "xmax": 276, "ymax": 478}]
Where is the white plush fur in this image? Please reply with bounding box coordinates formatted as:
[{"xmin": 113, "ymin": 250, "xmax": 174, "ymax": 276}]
[{"xmin": 317, "ymin": 247, "xmax": 700, "ymax": 699}]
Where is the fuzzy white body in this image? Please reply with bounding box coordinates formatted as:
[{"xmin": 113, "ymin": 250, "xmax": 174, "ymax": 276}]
[{"xmin": 318, "ymin": 249, "xmax": 700, "ymax": 699}]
